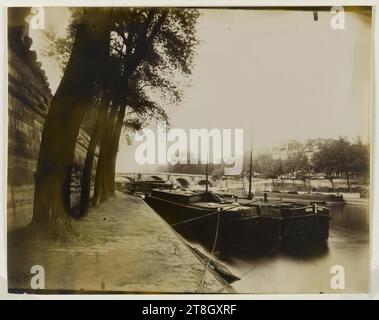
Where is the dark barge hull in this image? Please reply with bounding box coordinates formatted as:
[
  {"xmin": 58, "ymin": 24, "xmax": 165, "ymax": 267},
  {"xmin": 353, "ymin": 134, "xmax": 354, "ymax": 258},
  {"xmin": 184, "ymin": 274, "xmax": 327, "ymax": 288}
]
[
  {"xmin": 240, "ymin": 200, "xmax": 331, "ymax": 242},
  {"xmin": 145, "ymin": 194, "xmax": 282, "ymax": 250},
  {"xmin": 281, "ymin": 213, "xmax": 330, "ymax": 242},
  {"xmin": 126, "ymin": 180, "xmax": 168, "ymax": 193}
]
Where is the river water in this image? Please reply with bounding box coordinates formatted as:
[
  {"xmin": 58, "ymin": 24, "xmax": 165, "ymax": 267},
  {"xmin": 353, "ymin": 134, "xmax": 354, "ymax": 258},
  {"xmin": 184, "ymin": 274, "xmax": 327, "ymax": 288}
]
[{"xmin": 185, "ymin": 201, "xmax": 370, "ymax": 294}]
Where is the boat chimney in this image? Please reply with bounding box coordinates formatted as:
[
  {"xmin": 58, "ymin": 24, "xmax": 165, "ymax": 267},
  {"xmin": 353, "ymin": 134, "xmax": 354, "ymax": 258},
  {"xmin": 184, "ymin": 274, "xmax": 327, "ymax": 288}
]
[{"xmin": 263, "ymin": 192, "xmax": 268, "ymax": 202}]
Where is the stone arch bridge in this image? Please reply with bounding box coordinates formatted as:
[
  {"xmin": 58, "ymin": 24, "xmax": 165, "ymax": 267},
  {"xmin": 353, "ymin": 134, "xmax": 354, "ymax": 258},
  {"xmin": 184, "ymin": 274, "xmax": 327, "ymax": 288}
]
[{"xmin": 117, "ymin": 172, "xmax": 217, "ymax": 189}]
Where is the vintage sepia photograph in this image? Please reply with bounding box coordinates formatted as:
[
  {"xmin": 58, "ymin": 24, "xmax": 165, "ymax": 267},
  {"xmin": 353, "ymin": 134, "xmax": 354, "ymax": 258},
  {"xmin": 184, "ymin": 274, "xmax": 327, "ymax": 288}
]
[{"xmin": 7, "ymin": 6, "xmax": 372, "ymax": 294}]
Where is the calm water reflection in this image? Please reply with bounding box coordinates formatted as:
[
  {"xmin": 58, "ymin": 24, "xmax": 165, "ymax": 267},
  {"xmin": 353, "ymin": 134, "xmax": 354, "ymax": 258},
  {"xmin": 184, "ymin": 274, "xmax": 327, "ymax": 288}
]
[
  {"xmin": 177, "ymin": 201, "xmax": 370, "ymax": 293},
  {"xmin": 329, "ymin": 202, "xmax": 369, "ymax": 231}
]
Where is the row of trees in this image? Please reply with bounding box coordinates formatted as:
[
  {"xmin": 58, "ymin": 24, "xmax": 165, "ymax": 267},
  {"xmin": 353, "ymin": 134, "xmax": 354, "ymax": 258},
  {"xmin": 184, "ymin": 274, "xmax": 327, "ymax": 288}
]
[
  {"xmin": 29, "ymin": 8, "xmax": 199, "ymax": 239},
  {"xmin": 247, "ymin": 138, "xmax": 369, "ymax": 190},
  {"xmin": 160, "ymin": 138, "xmax": 369, "ymax": 191}
]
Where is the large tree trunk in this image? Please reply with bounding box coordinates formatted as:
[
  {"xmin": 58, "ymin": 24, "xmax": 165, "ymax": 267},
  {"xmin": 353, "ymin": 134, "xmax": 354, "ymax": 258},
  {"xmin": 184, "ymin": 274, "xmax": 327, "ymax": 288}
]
[
  {"xmin": 107, "ymin": 105, "xmax": 127, "ymax": 196},
  {"xmin": 31, "ymin": 10, "xmax": 111, "ymax": 239},
  {"xmin": 91, "ymin": 11, "xmax": 168, "ymax": 207},
  {"xmin": 79, "ymin": 102, "xmax": 110, "ymax": 216},
  {"xmin": 93, "ymin": 106, "xmax": 119, "ymax": 206}
]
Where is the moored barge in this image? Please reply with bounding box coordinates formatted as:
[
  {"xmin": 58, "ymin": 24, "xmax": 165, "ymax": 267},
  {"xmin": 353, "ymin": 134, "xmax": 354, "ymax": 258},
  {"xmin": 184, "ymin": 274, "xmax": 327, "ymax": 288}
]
[
  {"xmin": 265, "ymin": 201, "xmax": 330, "ymax": 242},
  {"xmin": 125, "ymin": 180, "xmax": 172, "ymax": 194},
  {"xmin": 145, "ymin": 189, "xmax": 283, "ymax": 250},
  {"xmin": 255, "ymin": 191, "xmax": 343, "ymax": 204}
]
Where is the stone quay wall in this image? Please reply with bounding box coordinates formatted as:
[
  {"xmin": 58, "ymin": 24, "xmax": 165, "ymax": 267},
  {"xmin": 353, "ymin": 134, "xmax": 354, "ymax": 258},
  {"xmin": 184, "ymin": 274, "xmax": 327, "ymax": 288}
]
[{"xmin": 7, "ymin": 9, "xmax": 97, "ymax": 232}]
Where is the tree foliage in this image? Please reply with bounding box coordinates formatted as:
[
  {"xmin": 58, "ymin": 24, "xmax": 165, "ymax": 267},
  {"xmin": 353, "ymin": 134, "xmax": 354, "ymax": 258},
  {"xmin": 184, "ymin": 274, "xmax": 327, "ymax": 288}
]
[
  {"xmin": 33, "ymin": 7, "xmax": 200, "ymax": 237},
  {"xmin": 312, "ymin": 137, "xmax": 369, "ymax": 189}
]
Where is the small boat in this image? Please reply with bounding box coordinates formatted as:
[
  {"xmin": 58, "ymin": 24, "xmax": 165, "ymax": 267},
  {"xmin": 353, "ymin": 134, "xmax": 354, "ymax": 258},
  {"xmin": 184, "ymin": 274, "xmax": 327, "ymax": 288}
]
[{"xmin": 145, "ymin": 189, "xmax": 283, "ymax": 250}]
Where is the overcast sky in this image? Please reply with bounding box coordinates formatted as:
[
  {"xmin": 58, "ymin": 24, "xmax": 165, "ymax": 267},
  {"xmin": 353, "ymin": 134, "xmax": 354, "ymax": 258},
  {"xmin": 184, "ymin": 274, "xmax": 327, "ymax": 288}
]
[{"xmin": 29, "ymin": 8, "xmax": 372, "ymax": 173}]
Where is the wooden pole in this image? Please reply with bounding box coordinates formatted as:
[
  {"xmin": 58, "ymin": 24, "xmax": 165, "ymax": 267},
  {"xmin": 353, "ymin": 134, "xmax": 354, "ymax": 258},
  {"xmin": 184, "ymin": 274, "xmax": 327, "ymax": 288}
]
[
  {"xmin": 205, "ymin": 163, "xmax": 209, "ymax": 192},
  {"xmin": 248, "ymin": 122, "xmax": 254, "ymax": 200}
]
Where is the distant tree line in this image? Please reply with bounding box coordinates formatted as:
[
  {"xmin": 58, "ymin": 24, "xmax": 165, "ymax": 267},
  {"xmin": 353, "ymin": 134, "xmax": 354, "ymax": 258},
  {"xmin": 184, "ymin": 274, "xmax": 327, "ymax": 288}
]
[
  {"xmin": 245, "ymin": 137, "xmax": 369, "ymax": 191},
  {"xmin": 160, "ymin": 137, "xmax": 369, "ymax": 191}
]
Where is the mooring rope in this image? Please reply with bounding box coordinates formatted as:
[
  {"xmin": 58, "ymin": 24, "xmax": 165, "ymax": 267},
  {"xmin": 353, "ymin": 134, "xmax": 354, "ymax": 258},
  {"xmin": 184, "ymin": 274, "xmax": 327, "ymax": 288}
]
[
  {"xmin": 169, "ymin": 202, "xmax": 251, "ymax": 292},
  {"xmin": 170, "ymin": 204, "xmax": 239, "ymax": 227},
  {"xmin": 170, "ymin": 210, "xmax": 219, "ymax": 227},
  {"xmin": 197, "ymin": 210, "xmax": 221, "ymax": 293},
  {"xmin": 211, "ymin": 209, "xmax": 299, "ymax": 293}
]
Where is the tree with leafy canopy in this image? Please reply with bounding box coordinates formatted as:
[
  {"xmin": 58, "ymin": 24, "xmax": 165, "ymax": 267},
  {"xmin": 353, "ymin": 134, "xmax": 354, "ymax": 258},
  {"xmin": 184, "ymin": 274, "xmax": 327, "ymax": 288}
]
[
  {"xmin": 91, "ymin": 9, "xmax": 198, "ymax": 207},
  {"xmin": 312, "ymin": 140, "xmax": 338, "ymax": 189},
  {"xmin": 32, "ymin": 7, "xmax": 199, "ymax": 238},
  {"xmin": 332, "ymin": 138, "xmax": 368, "ymax": 191},
  {"xmin": 346, "ymin": 140, "xmax": 369, "ymax": 183},
  {"xmin": 311, "ymin": 137, "xmax": 369, "ymax": 190},
  {"xmin": 292, "ymin": 153, "xmax": 311, "ymax": 188},
  {"xmin": 253, "ymin": 154, "xmax": 283, "ymax": 187},
  {"xmin": 282, "ymin": 157, "xmax": 296, "ymax": 182}
]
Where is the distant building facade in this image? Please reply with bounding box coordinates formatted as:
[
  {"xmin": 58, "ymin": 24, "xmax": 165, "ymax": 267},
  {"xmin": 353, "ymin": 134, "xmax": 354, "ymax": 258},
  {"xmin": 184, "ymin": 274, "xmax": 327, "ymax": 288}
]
[{"xmin": 272, "ymin": 138, "xmax": 331, "ymax": 161}]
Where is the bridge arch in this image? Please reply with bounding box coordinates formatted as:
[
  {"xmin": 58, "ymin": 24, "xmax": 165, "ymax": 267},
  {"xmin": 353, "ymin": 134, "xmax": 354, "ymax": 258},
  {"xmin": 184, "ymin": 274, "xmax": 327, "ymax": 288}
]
[
  {"xmin": 176, "ymin": 178, "xmax": 190, "ymax": 189},
  {"xmin": 198, "ymin": 179, "xmax": 212, "ymax": 187},
  {"xmin": 150, "ymin": 175, "xmax": 164, "ymax": 181}
]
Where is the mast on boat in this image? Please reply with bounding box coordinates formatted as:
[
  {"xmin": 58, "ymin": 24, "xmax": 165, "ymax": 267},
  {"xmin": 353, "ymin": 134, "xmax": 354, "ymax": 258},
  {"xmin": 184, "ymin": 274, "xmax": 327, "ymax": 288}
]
[
  {"xmin": 247, "ymin": 148, "xmax": 253, "ymax": 200},
  {"xmin": 205, "ymin": 134, "xmax": 210, "ymax": 192},
  {"xmin": 247, "ymin": 122, "xmax": 253, "ymax": 200},
  {"xmin": 205, "ymin": 162, "xmax": 209, "ymax": 192}
]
